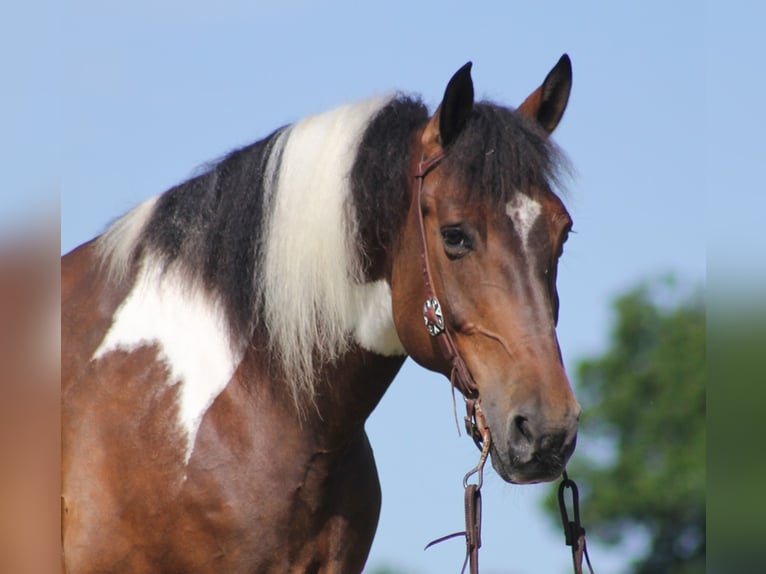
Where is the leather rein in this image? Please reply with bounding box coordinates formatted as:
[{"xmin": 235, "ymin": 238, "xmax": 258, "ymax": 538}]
[
  {"xmin": 413, "ymin": 151, "xmax": 594, "ymax": 574},
  {"xmin": 414, "ymin": 150, "xmax": 491, "ymax": 574}
]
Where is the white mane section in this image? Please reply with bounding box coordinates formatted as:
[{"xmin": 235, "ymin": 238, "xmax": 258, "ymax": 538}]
[
  {"xmin": 261, "ymin": 95, "xmax": 406, "ymax": 403},
  {"xmin": 96, "ymin": 196, "xmax": 158, "ymax": 283}
]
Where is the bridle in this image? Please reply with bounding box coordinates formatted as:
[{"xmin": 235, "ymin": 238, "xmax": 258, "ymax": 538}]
[
  {"xmin": 412, "ymin": 151, "xmax": 488, "ymax": 447},
  {"xmin": 413, "ymin": 150, "xmax": 490, "ymax": 574},
  {"xmin": 413, "ymin": 150, "xmax": 594, "ymax": 574}
]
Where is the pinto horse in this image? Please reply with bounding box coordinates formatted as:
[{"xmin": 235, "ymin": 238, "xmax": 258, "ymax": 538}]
[{"xmin": 62, "ymin": 56, "xmax": 581, "ymax": 573}]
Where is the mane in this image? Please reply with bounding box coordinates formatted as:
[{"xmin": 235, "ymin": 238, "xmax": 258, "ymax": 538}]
[
  {"xmin": 97, "ymin": 94, "xmax": 428, "ymax": 406},
  {"xmin": 443, "ymin": 102, "xmax": 569, "ymax": 204},
  {"xmin": 95, "ymin": 96, "xmax": 565, "ymax": 408}
]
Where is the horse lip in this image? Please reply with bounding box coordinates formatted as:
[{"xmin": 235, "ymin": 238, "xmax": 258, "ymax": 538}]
[{"xmin": 489, "ymin": 443, "xmax": 567, "ymax": 484}]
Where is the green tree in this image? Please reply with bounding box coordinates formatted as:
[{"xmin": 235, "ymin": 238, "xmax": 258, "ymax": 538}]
[
  {"xmin": 708, "ymin": 290, "xmax": 766, "ymax": 571},
  {"xmin": 547, "ymin": 279, "xmax": 705, "ymax": 574}
]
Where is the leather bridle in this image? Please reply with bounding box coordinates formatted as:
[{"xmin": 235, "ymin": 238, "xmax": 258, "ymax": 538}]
[
  {"xmin": 413, "ymin": 151, "xmax": 489, "ymax": 449},
  {"xmin": 414, "ymin": 150, "xmax": 594, "ymax": 574},
  {"xmin": 414, "ymin": 150, "xmax": 490, "ymax": 574}
]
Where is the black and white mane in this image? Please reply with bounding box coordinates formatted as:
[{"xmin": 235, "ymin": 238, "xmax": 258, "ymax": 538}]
[{"xmin": 97, "ymin": 93, "xmax": 562, "ymax": 405}]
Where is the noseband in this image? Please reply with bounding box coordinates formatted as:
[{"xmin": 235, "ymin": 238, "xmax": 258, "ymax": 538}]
[{"xmin": 413, "ymin": 151, "xmax": 488, "ymax": 448}]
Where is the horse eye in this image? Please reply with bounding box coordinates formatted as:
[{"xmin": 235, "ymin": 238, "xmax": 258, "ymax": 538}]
[
  {"xmin": 441, "ymin": 226, "xmax": 472, "ymax": 257},
  {"xmin": 556, "ymin": 225, "xmax": 572, "ymax": 258}
]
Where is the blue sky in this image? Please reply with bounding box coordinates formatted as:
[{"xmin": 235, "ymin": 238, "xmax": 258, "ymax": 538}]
[{"xmin": 4, "ymin": 1, "xmax": 760, "ymax": 572}]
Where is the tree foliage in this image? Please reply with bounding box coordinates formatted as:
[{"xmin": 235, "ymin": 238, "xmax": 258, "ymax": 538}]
[
  {"xmin": 546, "ymin": 279, "xmax": 705, "ymax": 574},
  {"xmin": 707, "ymin": 291, "xmax": 766, "ymax": 571}
]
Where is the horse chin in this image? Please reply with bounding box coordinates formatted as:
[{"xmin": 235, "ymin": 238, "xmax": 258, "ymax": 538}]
[{"xmin": 489, "ymin": 445, "xmax": 567, "ymax": 485}]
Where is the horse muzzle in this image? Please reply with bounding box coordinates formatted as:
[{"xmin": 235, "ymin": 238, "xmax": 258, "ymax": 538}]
[{"xmin": 488, "ymin": 407, "xmax": 580, "ymax": 484}]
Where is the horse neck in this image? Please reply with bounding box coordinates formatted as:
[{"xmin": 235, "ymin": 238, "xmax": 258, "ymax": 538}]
[
  {"xmin": 313, "ymin": 349, "xmax": 406, "ymax": 443},
  {"xmin": 241, "ymin": 339, "xmax": 406, "ymax": 449}
]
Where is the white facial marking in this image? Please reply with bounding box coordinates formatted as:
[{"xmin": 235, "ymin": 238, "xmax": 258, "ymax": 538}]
[
  {"xmin": 505, "ymin": 194, "xmax": 542, "ymax": 250},
  {"xmin": 92, "ymin": 259, "xmax": 243, "ymax": 464}
]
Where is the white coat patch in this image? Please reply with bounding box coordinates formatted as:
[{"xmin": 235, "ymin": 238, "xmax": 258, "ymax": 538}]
[
  {"xmin": 92, "ymin": 258, "xmax": 243, "ymax": 464},
  {"xmin": 352, "ymin": 280, "xmax": 405, "ymax": 356}
]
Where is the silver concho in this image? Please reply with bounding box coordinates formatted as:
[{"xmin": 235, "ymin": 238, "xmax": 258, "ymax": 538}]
[{"xmin": 423, "ymin": 297, "xmax": 445, "ymax": 336}]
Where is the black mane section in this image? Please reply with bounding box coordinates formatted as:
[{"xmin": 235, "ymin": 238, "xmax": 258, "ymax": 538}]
[
  {"xmin": 350, "ymin": 96, "xmax": 428, "ymax": 276},
  {"xmin": 444, "ymin": 103, "xmax": 567, "ymax": 204},
  {"xmin": 350, "ymin": 99, "xmax": 565, "ymax": 278},
  {"xmin": 140, "ymin": 128, "xmax": 287, "ymax": 341}
]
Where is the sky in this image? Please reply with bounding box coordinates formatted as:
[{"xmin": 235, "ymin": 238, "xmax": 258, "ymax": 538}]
[{"xmin": 3, "ymin": 1, "xmax": 761, "ymax": 572}]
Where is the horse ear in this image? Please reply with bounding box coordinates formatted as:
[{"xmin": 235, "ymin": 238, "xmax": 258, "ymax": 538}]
[
  {"xmin": 518, "ymin": 54, "xmax": 572, "ymax": 134},
  {"xmin": 423, "ymin": 62, "xmax": 474, "ymax": 150},
  {"xmin": 439, "ymin": 62, "xmax": 474, "ymax": 146}
]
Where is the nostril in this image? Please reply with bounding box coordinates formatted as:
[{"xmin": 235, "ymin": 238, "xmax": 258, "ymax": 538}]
[
  {"xmin": 574, "ymin": 404, "xmax": 583, "ymax": 422},
  {"xmin": 513, "ymin": 415, "xmax": 533, "ymax": 443}
]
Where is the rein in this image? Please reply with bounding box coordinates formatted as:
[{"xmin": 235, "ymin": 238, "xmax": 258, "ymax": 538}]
[
  {"xmin": 413, "ymin": 151, "xmax": 594, "ymax": 574},
  {"xmin": 558, "ymin": 471, "xmax": 595, "ymax": 574}
]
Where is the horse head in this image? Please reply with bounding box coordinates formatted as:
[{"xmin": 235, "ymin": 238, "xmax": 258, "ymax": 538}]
[{"xmin": 391, "ymin": 56, "xmax": 580, "ymax": 484}]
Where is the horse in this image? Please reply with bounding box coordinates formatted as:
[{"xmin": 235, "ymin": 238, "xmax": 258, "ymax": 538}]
[{"xmin": 62, "ymin": 55, "xmax": 581, "ymax": 573}]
